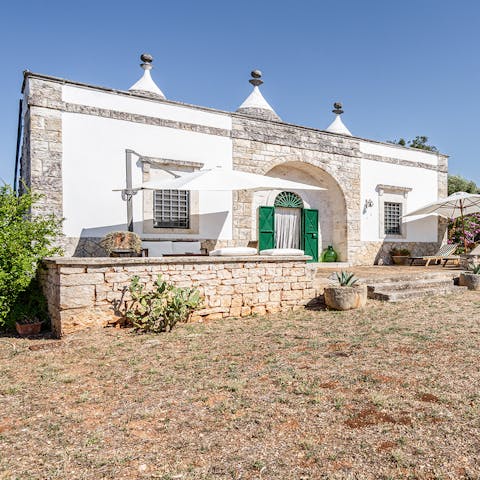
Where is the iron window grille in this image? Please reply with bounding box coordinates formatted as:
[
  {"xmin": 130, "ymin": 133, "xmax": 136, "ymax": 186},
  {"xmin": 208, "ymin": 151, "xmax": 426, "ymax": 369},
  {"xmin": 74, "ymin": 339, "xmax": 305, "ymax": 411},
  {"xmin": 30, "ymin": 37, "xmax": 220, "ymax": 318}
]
[
  {"xmin": 154, "ymin": 190, "xmax": 190, "ymax": 229},
  {"xmin": 384, "ymin": 201, "xmax": 402, "ymax": 235}
]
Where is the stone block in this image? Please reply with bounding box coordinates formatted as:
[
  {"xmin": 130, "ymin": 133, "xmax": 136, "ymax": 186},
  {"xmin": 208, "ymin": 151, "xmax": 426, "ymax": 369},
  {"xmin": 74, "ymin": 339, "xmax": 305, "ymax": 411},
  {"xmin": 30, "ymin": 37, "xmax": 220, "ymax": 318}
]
[
  {"xmin": 217, "ymin": 269, "xmax": 233, "ymax": 280},
  {"xmin": 234, "ymin": 283, "xmax": 257, "ymax": 294},
  {"xmin": 59, "ymin": 267, "xmax": 86, "ymax": 274},
  {"xmin": 60, "ymin": 285, "xmax": 95, "ymax": 309},
  {"xmin": 223, "ymin": 278, "xmax": 247, "ymax": 286},
  {"xmin": 231, "ymin": 295, "xmax": 243, "ymax": 308},
  {"xmin": 252, "ymin": 306, "xmax": 266, "ymax": 316},
  {"xmin": 240, "ymin": 306, "xmax": 251, "ymax": 316},
  {"xmin": 269, "ymin": 291, "xmax": 281, "ymax": 302},
  {"xmin": 61, "ymin": 273, "xmax": 104, "ymax": 286},
  {"xmin": 229, "ymin": 307, "xmax": 242, "ymax": 317},
  {"xmin": 217, "ymin": 285, "xmax": 234, "ymax": 295},
  {"xmin": 281, "ymin": 290, "xmax": 303, "ymax": 301},
  {"xmin": 220, "ymin": 296, "xmax": 232, "ymax": 307},
  {"xmin": 266, "ymin": 302, "xmax": 281, "ymax": 313},
  {"xmin": 105, "ymin": 272, "xmax": 132, "ymax": 283}
]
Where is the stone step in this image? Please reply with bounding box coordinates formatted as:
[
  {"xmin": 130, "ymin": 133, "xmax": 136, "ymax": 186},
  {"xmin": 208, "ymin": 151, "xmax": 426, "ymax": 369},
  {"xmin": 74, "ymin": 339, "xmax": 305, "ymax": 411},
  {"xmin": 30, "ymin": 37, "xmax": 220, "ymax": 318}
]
[
  {"xmin": 369, "ymin": 285, "xmax": 467, "ymax": 302},
  {"xmin": 357, "ymin": 272, "xmax": 457, "ymax": 284},
  {"xmin": 367, "ymin": 278, "xmax": 454, "ymax": 292}
]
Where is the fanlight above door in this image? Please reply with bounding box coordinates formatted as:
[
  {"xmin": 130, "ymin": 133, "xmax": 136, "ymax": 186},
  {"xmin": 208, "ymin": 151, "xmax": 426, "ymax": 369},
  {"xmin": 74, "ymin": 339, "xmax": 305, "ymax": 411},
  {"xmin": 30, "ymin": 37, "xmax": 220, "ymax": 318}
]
[{"xmin": 274, "ymin": 191, "xmax": 304, "ymax": 208}]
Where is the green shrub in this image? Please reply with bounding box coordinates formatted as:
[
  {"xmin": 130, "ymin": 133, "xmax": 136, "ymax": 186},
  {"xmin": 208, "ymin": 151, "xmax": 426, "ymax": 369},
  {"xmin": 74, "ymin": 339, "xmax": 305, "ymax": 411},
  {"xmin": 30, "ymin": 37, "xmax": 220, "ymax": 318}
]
[
  {"xmin": 125, "ymin": 275, "xmax": 202, "ymax": 333},
  {"xmin": 10, "ymin": 278, "xmax": 49, "ymax": 325},
  {"xmin": 335, "ymin": 271, "xmax": 359, "ymax": 287},
  {"xmin": 0, "ymin": 185, "xmax": 62, "ymax": 329}
]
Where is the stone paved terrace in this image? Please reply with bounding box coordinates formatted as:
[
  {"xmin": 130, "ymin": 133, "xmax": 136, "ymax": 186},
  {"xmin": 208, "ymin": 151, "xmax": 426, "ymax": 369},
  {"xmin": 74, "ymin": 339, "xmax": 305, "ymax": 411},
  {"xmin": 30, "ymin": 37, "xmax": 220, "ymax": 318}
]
[{"xmin": 313, "ymin": 264, "xmax": 464, "ymax": 302}]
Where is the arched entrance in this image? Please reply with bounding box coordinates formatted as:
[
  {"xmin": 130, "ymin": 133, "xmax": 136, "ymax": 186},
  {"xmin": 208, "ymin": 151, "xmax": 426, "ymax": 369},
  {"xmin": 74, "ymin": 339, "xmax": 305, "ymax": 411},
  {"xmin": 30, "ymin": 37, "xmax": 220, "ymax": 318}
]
[
  {"xmin": 255, "ymin": 161, "xmax": 347, "ymax": 262},
  {"xmin": 258, "ymin": 191, "xmax": 319, "ymax": 261}
]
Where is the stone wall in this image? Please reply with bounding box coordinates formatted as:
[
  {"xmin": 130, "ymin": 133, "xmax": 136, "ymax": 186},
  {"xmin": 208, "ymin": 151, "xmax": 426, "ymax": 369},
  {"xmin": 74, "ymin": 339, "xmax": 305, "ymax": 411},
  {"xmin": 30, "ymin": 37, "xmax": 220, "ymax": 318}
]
[
  {"xmin": 231, "ymin": 115, "xmax": 361, "ymax": 262},
  {"xmin": 39, "ymin": 256, "xmax": 315, "ymax": 337},
  {"xmin": 21, "ymin": 79, "xmax": 63, "ymax": 220},
  {"xmin": 356, "ymin": 241, "xmax": 440, "ymax": 265}
]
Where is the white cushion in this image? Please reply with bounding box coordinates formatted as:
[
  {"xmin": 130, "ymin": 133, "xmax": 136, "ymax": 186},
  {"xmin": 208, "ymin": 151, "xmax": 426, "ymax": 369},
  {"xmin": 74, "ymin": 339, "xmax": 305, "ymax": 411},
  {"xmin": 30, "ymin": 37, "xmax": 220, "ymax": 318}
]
[
  {"xmin": 209, "ymin": 247, "xmax": 257, "ymax": 256},
  {"xmin": 172, "ymin": 241, "xmax": 201, "ymax": 254},
  {"xmin": 259, "ymin": 248, "xmax": 305, "ymax": 256},
  {"xmin": 142, "ymin": 241, "xmax": 173, "ymax": 256}
]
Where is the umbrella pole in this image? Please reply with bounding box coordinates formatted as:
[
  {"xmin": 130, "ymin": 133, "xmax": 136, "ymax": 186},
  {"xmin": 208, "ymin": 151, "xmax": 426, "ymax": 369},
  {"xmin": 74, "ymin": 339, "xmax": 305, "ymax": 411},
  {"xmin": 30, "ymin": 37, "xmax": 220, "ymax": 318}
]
[{"xmin": 460, "ymin": 200, "xmax": 468, "ymax": 253}]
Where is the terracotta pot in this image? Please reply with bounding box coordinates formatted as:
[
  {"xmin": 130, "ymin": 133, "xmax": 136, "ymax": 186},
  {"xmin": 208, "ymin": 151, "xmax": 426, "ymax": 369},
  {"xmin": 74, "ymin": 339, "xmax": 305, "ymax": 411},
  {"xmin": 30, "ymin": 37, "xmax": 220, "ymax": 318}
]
[
  {"xmin": 324, "ymin": 284, "xmax": 368, "ymax": 310},
  {"xmin": 15, "ymin": 321, "xmax": 43, "ymax": 336},
  {"xmin": 459, "ymin": 272, "xmax": 480, "ymax": 291},
  {"xmin": 391, "ymin": 255, "xmax": 408, "ymax": 266}
]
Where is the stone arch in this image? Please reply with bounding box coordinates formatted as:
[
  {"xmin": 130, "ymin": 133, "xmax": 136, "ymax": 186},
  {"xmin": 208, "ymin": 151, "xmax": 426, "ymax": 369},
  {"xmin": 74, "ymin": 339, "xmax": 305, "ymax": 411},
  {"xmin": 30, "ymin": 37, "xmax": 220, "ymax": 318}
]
[{"xmin": 251, "ymin": 161, "xmax": 348, "ymax": 261}]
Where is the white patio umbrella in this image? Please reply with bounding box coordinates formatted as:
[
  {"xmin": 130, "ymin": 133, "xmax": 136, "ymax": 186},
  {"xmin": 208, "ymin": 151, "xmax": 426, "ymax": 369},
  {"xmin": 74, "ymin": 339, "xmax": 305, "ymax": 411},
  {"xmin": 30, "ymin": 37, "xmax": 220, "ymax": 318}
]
[
  {"xmin": 115, "ymin": 167, "xmax": 325, "ymax": 231},
  {"xmin": 403, "ymin": 191, "xmax": 480, "ymax": 251},
  {"xmin": 136, "ymin": 167, "xmax": 325, "ymax": 192}
]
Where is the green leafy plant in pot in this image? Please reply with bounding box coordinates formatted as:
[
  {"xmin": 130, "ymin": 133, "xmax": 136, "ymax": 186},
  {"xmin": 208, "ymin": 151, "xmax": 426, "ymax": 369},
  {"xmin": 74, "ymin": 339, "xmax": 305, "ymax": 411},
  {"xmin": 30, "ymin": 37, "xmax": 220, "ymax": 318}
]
[
  {"xmin": 11, "ymin": 279, "xmax": 49, "ymax": 336},
  {"xmin": 323, "ymin": 271, "xmax": 367, "ymax": 310}
]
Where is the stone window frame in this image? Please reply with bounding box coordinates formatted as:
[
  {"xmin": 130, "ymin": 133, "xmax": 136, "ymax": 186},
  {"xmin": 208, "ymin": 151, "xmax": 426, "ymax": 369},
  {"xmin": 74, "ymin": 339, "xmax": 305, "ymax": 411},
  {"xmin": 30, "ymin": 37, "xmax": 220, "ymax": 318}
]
[
  {"xmin": 377, "ymin": 184, "xmax": 412, "ymax": 240},
  {"xmin": 153, "ymin": 189, "xmax": 191, "ymax": 229},
  {"xmin": 142, "ymin": 158, "xmax": 203, "ymax": 235}
]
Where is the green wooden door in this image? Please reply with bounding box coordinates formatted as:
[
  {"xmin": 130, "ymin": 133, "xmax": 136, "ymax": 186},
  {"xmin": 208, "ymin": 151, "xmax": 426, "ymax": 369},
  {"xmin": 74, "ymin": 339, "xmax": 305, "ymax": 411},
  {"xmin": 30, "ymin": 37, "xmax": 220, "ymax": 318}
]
[
  {"xmin": 302, "ymin": 209, "xmax": 319, "ymax": 262},
  {"xmin": 258, "ymin": 206, "xmax": 275, "ymax": 251}
]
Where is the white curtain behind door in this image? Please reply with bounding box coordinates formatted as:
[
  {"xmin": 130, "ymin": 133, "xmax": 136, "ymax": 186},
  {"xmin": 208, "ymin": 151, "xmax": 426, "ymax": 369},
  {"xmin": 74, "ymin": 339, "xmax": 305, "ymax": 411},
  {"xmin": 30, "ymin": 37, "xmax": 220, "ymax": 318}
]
[{"xmin": 275, "ymin": 207, "xmax": 301, "ymax": 249}]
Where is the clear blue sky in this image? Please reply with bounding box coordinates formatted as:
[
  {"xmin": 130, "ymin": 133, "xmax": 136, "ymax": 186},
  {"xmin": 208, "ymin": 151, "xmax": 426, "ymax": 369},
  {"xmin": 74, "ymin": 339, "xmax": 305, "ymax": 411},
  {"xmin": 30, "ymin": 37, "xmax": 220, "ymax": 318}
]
[{"xmin": 0, "ymin": 0, "xmax": 478, "ymax": 184}]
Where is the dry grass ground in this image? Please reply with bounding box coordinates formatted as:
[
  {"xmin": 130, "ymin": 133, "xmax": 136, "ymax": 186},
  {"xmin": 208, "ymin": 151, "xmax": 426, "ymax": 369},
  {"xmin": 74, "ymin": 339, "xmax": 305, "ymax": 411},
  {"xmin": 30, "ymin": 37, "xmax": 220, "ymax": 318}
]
[{"xmin": 1, "ymin": 291, "xmax": 480, "ymax": 479}]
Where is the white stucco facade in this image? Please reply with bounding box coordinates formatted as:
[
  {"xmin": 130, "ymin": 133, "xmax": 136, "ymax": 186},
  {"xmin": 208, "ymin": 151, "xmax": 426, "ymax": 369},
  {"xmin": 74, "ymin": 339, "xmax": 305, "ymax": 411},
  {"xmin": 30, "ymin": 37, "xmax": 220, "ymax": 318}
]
[
  {"xmin": 61, "ymin": 85, "xmax": 233, "ymax": 241},
  {"xmin": 19, "ymin": 71, "xmax": 448, "ymax": 264}
]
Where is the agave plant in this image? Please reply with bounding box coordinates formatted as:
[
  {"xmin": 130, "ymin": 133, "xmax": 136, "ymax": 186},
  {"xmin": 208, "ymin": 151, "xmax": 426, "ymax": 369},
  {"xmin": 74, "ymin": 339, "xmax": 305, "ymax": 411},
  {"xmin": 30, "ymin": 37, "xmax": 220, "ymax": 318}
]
[
  {"xmin": 335, "ymin": 271, "xmax": 359, "ymax": 287},
  {"xmin": 468, "ymin": 264, "xmax": 480, "ymax": 275}
]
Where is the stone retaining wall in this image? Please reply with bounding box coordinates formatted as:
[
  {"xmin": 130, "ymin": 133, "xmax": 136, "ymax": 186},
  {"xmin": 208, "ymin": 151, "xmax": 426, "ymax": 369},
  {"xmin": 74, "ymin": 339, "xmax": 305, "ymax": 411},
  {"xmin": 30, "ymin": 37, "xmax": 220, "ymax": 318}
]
[{"xmin": 40, "ymin": 256, "xmax": 315, "ymax": 337}]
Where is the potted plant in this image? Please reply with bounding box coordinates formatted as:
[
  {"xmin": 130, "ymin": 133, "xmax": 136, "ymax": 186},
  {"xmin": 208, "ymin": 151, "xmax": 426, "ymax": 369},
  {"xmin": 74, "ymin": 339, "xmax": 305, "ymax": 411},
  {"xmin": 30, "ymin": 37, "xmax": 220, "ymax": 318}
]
[
  {"xmin": 101, "ymin": 231, "xmax": 142, "ymax": 257},
  {"xmin": 389, "ymin": 247, "xmax": 411, "ymax": 265},
  {"xmin": 459, "ymin": 264, "xmax": 480, "ymax": 291},
  {"xmin": 11, "ymin": 279, "xmax": 49, "ymax": 336},
  {"xmin": 324, "ymin": 271, "xmax": 367, "ymax": 310}
]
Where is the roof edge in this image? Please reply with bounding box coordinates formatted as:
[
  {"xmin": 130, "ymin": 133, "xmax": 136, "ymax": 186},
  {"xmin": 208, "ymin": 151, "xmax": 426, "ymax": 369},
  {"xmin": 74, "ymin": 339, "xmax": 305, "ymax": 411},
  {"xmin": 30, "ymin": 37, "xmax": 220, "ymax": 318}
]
[{"xmin": 21, "ymin": 71, "xmax": 448, "ymax": 158}]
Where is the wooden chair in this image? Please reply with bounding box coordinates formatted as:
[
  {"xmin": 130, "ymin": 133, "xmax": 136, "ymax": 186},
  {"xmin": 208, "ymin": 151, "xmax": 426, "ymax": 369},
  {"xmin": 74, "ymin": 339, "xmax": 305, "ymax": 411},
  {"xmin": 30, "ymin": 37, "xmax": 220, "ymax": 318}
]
[{"xmin": 409, "ymin": 243, "xmax": 459, "ymax": 266}]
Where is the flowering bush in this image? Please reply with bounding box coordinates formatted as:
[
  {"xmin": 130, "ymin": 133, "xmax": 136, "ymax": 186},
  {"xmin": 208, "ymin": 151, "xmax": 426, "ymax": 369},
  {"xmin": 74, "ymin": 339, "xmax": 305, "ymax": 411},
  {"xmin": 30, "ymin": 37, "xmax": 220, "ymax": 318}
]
[{"xmin": 448, "ymin": 213, "xmax": 480, "ymax": 252}]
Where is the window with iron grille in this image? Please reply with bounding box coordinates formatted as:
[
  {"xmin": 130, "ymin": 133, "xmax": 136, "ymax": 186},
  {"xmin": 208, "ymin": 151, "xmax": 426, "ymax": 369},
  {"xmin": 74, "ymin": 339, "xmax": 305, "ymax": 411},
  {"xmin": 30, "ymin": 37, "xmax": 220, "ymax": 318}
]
[
  {"xmin": 154, "ymin": 190, "xmax": 190, "ymax": 229},
  {"xmin": 384, "ymin": 202, "xmax": 402, "ymax": 235}
]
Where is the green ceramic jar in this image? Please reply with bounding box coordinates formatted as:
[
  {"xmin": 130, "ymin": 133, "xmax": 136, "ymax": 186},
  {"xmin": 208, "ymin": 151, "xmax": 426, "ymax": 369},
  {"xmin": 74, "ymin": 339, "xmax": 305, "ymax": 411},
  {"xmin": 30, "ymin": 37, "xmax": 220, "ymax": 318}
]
[{"xmin": 322, "ymin": 245, "xmax": 338, "ymax": 262}]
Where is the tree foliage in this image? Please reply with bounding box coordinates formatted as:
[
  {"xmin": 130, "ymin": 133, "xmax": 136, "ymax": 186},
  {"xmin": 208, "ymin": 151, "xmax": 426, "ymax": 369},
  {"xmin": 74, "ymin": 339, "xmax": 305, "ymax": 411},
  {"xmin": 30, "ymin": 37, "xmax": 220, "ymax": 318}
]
[
  {"xmin": 395, "ymin": 136, "xmax": 438, "ymax": 152},
  {"xmin": 448, "ymin": 174, "xmax": 480, "ymax": 195},
  {"xmin": 0, "ymin": 185, "xmax": 62, "ymax": 328}
]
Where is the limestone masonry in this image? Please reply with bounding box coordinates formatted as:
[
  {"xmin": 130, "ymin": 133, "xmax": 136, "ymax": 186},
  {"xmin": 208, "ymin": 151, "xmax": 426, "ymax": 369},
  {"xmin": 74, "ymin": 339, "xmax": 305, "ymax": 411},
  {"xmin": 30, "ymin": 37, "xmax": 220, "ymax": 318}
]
[{"xmin": 40, "ymin": 256, "xmax": 315, "ymax": 337}]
